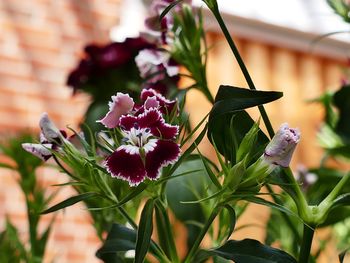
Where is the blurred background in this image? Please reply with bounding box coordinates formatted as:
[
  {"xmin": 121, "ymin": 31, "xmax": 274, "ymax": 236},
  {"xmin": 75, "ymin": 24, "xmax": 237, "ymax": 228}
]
[{"xmin": 0, "ymin": 0, "xmax": 349, "ymax": 262}]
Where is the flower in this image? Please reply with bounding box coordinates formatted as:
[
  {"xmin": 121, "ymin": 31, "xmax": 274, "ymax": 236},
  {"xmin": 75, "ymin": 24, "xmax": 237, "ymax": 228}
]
[
  {"xmin": 105, "ymin": 108, "xmax": 180, "ymax": 186},
  {"xmin": 22, "ymin": 113, "xmax": 65, "ymax": 161},
  {"xmin": 66, "ymin": 37, "xmax": 155, "ymax": 93},
  {"xmin": 135, "ymin": 49, "xmax": 179, "ymax": 83},
  {"xmin": 264, "ymin": 123, "xmax": 300, "ymax": 167},
  {"xmin": 140, "ymin": 88, "xmax": 177, "ymax": 115},
  {"xmin": 98, "ymin": 93, "xmax": 135, "ymax": 129},
  {"xmin": 98, "ymin": 89, "xmax": 178, "ymax": 129}
]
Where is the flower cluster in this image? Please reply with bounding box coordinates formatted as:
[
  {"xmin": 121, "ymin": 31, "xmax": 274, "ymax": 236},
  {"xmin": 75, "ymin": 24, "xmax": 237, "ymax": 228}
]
[{"xmin": 99, "ymin": 88, "xmax": 180, "ymax": 186}]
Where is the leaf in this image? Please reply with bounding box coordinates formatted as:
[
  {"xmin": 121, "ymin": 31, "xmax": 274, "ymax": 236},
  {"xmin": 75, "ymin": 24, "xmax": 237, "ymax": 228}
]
[
  {"xmin": 208, "ymin": 239, "xmax": 297, "ymax": 263},
  {"xmin": 209, "ymin": 110, "xmax": 269, "ymax": 164},
  {"xmin": 208, "ymin": 86, "xmax": 282, "ymax": 163},
  {"xmin": 210, "ymin": 85, "xmax": 283, "ymax": 118},
  {"xmin": 134, "ymin": 199, "xmax": 155, "ymax": 263},
  {"xmin": 339, "ymin": 248, "xmax": 349, "ymax": 263},
  {"xmin": 333, "ymin": 193, "xmax": 350, "ymax": 207},
  {"xmin": 41, "ymin": 192, "xmax": 97, "ymax": 214},
  {"xmin": 333, "ymin": 85, "xmax": 350, "ymax": 142},
  {"xmin": 223, "ymin": 205, "xmax": 236, "ymax": 240},
  {"xmin": 96, "ymin": 223, "xmax": 137, "ymax": 263},
  {"xmin": 159, "ymin": 0, "xmax": 184, "ymax": 20},
  {"xmin": 154, "ymin": 200, "xmax": 178, "ymax": 262}
]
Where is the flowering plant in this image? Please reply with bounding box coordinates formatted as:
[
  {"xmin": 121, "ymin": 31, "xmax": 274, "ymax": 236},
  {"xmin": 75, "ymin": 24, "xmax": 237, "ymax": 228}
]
[{"xmin": 22, "ymin": 0, "xmax": 350, "ymax": 262}]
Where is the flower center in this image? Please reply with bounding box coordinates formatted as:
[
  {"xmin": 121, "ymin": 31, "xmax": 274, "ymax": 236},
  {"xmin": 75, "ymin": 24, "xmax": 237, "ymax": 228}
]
[{"xmin": 124, "ymin": 127, "xmax": 152, "ymax": 147}]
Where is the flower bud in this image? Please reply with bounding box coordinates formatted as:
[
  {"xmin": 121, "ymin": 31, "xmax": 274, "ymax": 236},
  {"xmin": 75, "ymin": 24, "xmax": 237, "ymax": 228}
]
[
  {"xmin": 264, "ymin": 123, "xmax": 300, "ymax": 168},
  {"xmin": 39, "ymin": 113, "xmax": 62, "ymax": 144}
]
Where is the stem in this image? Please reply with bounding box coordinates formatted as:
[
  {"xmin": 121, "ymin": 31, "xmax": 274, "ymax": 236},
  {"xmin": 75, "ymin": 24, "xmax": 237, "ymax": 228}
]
[
  {"xmin": 206, "ymin": 3, "xmax": 275, "ymax": 138},
  {"xmin": 183, "ymin": 206, "xmax": 222, "ymax": 263},
  {"xmin": 319, "ymin": 172, "xmax": 350, "ymax": 212},
  {"xmin": 282, "ymin": 168, "xmax": 311, "ymax": 222},
  {"xmin": 265, "ymin": 184, "xmax": 301, "ymax": 243},
  {"xmin": 298, "ymin": 224, "xmax": 315, "ymax": 263}
]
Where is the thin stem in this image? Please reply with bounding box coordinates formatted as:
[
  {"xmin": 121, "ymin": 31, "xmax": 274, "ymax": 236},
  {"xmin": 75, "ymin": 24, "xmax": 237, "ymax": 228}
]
[
  {"xmin": 206, "ymin": 3, "xmax": 275, "ymax": 138},
  {"xmin": 298, "ymin": 224, "xmax": 315, "ymax": 263},
  {"xmin": 319, "ymin": 172, "xmax": 350, "ymax": 212},
  {"xmin": 183, "ymin": 206, "xmax": 222, "ymax": 263}
]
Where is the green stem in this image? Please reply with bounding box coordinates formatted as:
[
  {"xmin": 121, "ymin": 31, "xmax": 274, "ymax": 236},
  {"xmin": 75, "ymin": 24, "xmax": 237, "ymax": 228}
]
[
  {"xmin": 319, "ymin": 172, "xmax": 350, "ymax": 212},
  {"xmin": 206, "ymin": 2, "xmax": 275, "ymax": 138},
  {"xmin": 183, "ymin": 206, "xmax": 222, "ymax": 263},
  {"xmin": 265, "ymin": 184, "xmax": 301, "ymax": 243},
  {"xmin": 282, "ymin": 168, "xmax": 311, "ymax": 222},
  {"xmin": 298, "ymin": 224, "xmax": 315, "ymax": 263}
]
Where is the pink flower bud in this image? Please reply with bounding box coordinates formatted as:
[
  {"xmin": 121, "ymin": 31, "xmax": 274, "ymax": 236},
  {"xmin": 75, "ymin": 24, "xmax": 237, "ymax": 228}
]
[{"xmin": 264, "ymin": 123, "xmax": 300, "ymax": 167}]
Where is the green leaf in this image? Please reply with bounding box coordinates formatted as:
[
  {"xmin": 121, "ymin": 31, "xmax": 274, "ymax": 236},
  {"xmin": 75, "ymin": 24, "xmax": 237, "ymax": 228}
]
[
  {"xmin": 41, "ymin": 192, "xmax": 97, "ymax": 214},
  {"xmin": 223, "ymin": 205, "xmax": 236, "ymax": 241},
  {"xmin": 333, "ymin": 193, "xmax": 350, "ymax": 207},
  {"xmin": 208, "ymin": 85, "xmax": 282, "ymax": 164},
  {"xmin": 209, "ymin": 110, "xmax": 269, "ymax": 164},
  {"xmin": 210, "ymin": 85, "xmax": 282, "ymax": 118},
  {"xmin": 159, "ymin": 0, "xmax": 184, "ymax": 20},
  {"xmin": 134, "ymin": 199, "xmax": 155, "ymax": 263},
  {"xmin": 208, "ymin": 239, "xmax": 297, "ymax": 263},
  {"xmin": 334, "ymin": 85, "xmax": 350, "ymax": 142},
  {"xmin": 96, "ymin": 223, "xmax": 137, "ymax": 263},
  {"xmin": 154, "ymin": 200, "xmax": 179, "ymax": 262}
]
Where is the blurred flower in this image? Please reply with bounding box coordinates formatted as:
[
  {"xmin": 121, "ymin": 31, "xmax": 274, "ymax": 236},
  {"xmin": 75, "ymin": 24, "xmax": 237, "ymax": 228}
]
[
  {"xmin": 135, "ymin": 49, "xmax": 179, "ymax": 83},
  {"xmin": 296, "ymin": 165, "xmax": 318, "ymax": 191},
  {"xmin": 264, "ymin": 123, "xmax": 300, "ymax": 167},
  {"xmin": 105, "ymin": 108, "xmax": 180, "ymax": 186},
  {"xmin": 67, "ymin": 37, "xmax": 155, "ymax": 93}
]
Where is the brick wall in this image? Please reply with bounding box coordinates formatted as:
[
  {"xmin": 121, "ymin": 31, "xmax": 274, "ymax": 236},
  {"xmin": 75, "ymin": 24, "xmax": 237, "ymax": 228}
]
[{"xmin": 0, "ymin": 0, "xmax": 122, "ymax": 262}]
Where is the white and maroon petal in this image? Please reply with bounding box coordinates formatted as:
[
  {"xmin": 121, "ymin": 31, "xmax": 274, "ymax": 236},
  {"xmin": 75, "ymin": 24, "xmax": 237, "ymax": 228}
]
[
  {"xmin": 138, "ymin": 109, "xmax": 178, "ymax": 139},
  {"xmin": 22, "ymin": 143, "xmax": 52, "ymax": 161},
  {"xmin": 145, "ymin": 140, "xmax": 180, "ymax": 180},
  {"xmin": 141, "ymin": 88, "xmax": 177, "ymax": 115},
  {"xmin": 119, "ymin": 114, "xmax": 138, "ymax": 131},
  {"xmin": 98, "ymin": 93, "xmax": 135, "ymax": 129},
  {"xmin": 39, "ymin": 113, "xmax": 62, "ymax": 143},
  {"xmin": 105, "ymin": 148, "xmax": 146, "ymax": 186}
]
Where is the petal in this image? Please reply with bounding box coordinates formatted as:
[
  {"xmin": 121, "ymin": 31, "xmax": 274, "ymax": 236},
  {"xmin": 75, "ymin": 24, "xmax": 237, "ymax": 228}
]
[
  {"xmin": 145, "ymin": 140, "xmax": 180, "ymax": 180},
  {"xmin": 39, "ymin": 113, "xmax": 62, "ymax": 143},
  {"xmin": 144, "ymin": 96, "xmax": 160, "ymax": 110},
  {"xmin": 22, "ymin": 143, "xmax": 52, "ymax": 161},
  {"xmin": 98, "ymin": 93, "xmax": 135, "ymax": 129},
  {"xmin": 141, "ymin": 88, "xmax": 177, "ymax": 115},
  {"xmin": 119, "ymin": 114, "xmax": 138, "ymax": 130},
  {"xmin": 105, "ymin": 148, "xmax": 146, "ymax": 186},
  {"xmin": 138, "ymin": 109, "xmax": 178, "ymax": 139}
]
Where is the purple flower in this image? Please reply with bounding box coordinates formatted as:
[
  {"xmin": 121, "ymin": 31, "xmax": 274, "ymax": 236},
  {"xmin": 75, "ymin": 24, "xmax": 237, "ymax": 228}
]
[
  {"xmin": 105, "ymin": 108, "xmax": 180, "ymax": 186},
  {"xmin": 98, "ymin": 93, "xmax": 135, "ymax": 129},
  {"xmin": 264, "ymin": 123, "xmax": 300, "ymax": 167}
]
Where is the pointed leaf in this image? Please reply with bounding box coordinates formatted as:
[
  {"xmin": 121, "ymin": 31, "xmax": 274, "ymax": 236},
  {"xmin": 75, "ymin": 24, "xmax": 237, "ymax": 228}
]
[
  {"xmin": 41, "ymin": 192, "xmax": 97, "ymax": 214},
  {"xmin": 134, "ymin": 199, "xmax": 155, "ymax": 263},
  {"xmin": 209, "ymin": 239, "xmax": 297, "ymax": 263}
]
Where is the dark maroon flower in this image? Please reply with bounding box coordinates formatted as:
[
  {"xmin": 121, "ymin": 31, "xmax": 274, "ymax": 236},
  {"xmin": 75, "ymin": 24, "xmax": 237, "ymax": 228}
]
[
  {"xmin": 85, "ymin": 43, "xmax": 132, "ymax": 69},
  {"xmin": 66, "ymin": 59, "xmax": 94, "ymax": 93},
  {"xmin": 105, "ymin": 109, "xmax": 180, "ymax": 186}
]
